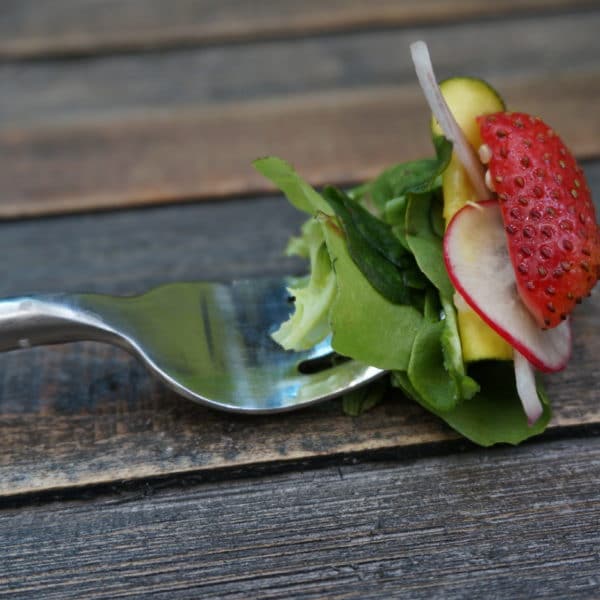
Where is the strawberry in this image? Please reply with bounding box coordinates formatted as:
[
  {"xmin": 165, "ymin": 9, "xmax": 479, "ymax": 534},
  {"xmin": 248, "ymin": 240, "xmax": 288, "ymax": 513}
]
[{"xmin": 477, "ymin": 112, "xmax": 600, "ymax": 328}]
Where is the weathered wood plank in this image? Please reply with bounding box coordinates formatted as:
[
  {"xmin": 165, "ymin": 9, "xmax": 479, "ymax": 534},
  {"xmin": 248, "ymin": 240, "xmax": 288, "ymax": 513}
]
[
  {"xmin": 6, "ymin": 161, "xmax": 599, "ymax": 298},
  {"xmin": 0, "ymin": 196, "xmax": 307, "ymax": 297},
  {"xmin": 1, "ymin": 164, "xmax": 599, "ymax": 497},
  {"xmin": 2, "ymin": 438, "xmax": 600, "ymax": 598},
  {"xmin": 0, "ymin": 0, "xmax": 594, "ymax": 60},
  {"xmin": 4, "ymin": 10, "xmax": 600, "ymax": 130},
  {"xmin": 1, "ymin": 70, "xmax": 599, "ymax": 219}
]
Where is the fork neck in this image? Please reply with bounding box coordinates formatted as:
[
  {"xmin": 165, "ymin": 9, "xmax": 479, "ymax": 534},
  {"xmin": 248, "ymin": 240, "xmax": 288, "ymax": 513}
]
[{"xmin": 0, "ymin": 295, "xmax": 119, "ymax": 352}]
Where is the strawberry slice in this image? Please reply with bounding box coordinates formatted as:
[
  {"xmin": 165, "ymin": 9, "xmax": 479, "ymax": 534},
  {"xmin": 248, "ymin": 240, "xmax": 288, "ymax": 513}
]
[{"xmin": 478, "ymin": 112, "xmax": 600, "ymax": 328}]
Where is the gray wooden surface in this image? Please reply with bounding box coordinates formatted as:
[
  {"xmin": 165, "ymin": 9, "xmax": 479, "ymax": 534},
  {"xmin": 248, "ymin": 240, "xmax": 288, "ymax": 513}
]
[
  {"xmin": 1, "ymin": 0, "xmax": 591, "ymax": 59},
  {"xmin": 1, "ymin": 1, "xmax": 599, "ymax": 597},
  {"xmin": 3, "ymin": 9, "xmax": 600, "ymax": 129},
  {"xmin": 3, "ymin": 438, "xmax": 600, "ymax": 599}
]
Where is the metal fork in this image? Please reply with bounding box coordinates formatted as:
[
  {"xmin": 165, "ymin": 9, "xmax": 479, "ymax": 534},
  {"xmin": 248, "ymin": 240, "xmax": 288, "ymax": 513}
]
[{"xmin": 0, "ymin": 277, "xmax": 385, "ymax": 413}]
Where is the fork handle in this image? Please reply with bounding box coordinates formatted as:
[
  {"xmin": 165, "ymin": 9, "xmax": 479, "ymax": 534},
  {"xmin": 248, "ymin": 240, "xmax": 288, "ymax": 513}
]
[{"xmin": 0, "ymin": 295, "xmax": 117, "ymax": 352}]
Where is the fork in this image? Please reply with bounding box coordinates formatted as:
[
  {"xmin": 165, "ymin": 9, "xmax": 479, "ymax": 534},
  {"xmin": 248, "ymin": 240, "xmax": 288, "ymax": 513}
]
[{"xmin": 0, "ymin": 277, "xmax": 385, "ymax": 413}]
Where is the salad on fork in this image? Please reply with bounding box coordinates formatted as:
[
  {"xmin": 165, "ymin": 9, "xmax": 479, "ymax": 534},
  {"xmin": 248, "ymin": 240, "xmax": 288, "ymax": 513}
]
[{"xmin": 253, "ymin": 41, "xmax": 599, "ymax": 445}]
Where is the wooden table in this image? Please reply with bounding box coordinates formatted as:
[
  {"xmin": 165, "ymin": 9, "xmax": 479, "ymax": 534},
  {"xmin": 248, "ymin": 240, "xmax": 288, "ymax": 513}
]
[{"xmin": 2, "ymin": 2, "xmax": 600, "ymax": 597}]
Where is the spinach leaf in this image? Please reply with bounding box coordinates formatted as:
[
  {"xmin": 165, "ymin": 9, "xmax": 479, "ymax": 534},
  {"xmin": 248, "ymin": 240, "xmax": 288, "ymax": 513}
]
[
  {"xmin": 405, "ymin": 191, "xmax": 478, "ymax": 403},
  {"xmin": 370, "ymin": 136, "xmax": 452, "ymax": 209},
  {"xmin": 430, "ymin": 191, "xmax": 445, "ymax": 238},
  {"xmin": 322, "ymin": 186, "xmax": 413, "ymax": 305},
  {"xmin": 407, "ymin": 320, "xmax": 458, "ymax": 411},
  {"xmin": 393, "ymin": 362, "xmax": 551, "ymax": 446},
  {"xmin": 405, "ymin": 192, "xmax": 455, "ymax": 299},
  {"xmin": 385, "ymin": 197, "xmax": 412, "ymax": 253},
  {"xmin": 440, "ymin": 295, "xmax": 480, "ymax": 402},
  {"xmin": 424, "ymin": 286, "xmax": 442, "ymax": 322},
  {"xmin": 324, "ymin": 186, "xmax": 410, "ymax": 268},
  {"xmin": 346, "ymin": 181, "xmax": 370, "ymax": 204}
]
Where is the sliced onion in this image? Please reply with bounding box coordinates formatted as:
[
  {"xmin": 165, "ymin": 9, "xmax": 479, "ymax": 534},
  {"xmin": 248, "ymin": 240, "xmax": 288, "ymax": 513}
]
[
  {"xmin": 514, "ymin": 350, "xmax": 544, "ymax": 425},
  {"xmin": 409, "ymin": 40, "xmax": 492, "ymax": 202}
]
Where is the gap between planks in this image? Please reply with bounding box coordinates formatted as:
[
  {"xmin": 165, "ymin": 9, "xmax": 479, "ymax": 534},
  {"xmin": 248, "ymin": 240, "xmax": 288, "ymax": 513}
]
[
  {"xmin": 0, "ymin": 0, "xmax": 595, "ymax": 60},
  {"xmin": 1, "ymin": 70, "xmax": 599, "ymax": 219}
]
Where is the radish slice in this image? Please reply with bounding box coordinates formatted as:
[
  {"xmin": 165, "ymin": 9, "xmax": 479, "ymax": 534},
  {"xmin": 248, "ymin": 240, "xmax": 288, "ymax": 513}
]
[
  {"xmin": 444, "ymin": 200, "xmax": 572, "ymax": 372},
  {"xmin": 514, "ymin": 350, "xmax": 544, "ymax": 425},
  {"xmin": 410, "ymin": 40, "xmax": 491, "ymax": 202}
]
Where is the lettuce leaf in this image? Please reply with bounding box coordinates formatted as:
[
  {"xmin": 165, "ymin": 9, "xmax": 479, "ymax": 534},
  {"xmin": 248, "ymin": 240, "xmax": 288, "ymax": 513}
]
[
  {"xmin": 271, "ymin": 219, "xmax": 336, "ymax": 350},
  {"xmin": 323, "ymin": 220, "xmax": 423, "ymax": 372},
  {"xmin": 253, "ymin": 156, "xmax": 330, "ymax": 215}
]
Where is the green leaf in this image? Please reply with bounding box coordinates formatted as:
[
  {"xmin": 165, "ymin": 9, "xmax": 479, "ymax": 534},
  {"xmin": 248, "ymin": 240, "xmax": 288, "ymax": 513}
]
[
  {"xmin": 385, "ymin": 195, "xmax": 409, "ymax": 223},
  {"xmin": 254, "ymin": 158, "xmax": 336, "ymax": 350},
  {"xmin": 370, "ymin": 136, "xmax": 452, "ymax": 209},
  {"xmin": 405, "ymin": 193, "xmax": 455, "ymax": 299},
  {"xmin": 393, "ymin": 362, "xmax": 552, "ymax": 446},
  {"xmin": 440, "ymin": 295, "xmax": 479, "ymax": 402},
  {"xmin": 342, "ymin": 377, "xmax": 388, "ymax": 416},
  {"xmin": 271, "ymin": 219, "xmax": 335, "ymax": 350},
  {"xmin": 253, "ymin": 157, "xmax": 331, "ymax": 215},
  {"xmin": 423, "ymin": 286, "xmax": 441, "ymax": 322},
  {"xmin": 346, "ymin": 181, "xmax": 371, "ymax": 203},
  {"xmin": 430, "ymin": 191, "xmax": 445, "ymax": 239},
  {"xmin": 385, "ymin": 197, "xmax": 412, "ymax": 254},
  {"xmin": 433, "ymin": 134, "xmax": 454, "ymax": 172},
  {"xmin": 322, "ymin": 186, "xmax": 413, "ymax": 305},
  {"xmin": 284, "ymin": 219, "xmax": 314, "ymax": 259},
  {"xmin": 407, "ymin": 320, "xmax": 458, "ymax": 411},
  {"xmin": 323, "ymin": 221, "xmax": 423, "ymax": 372},
  {"xmin": 325, "ymin": 187, "xmax": 410, "ymax": 268}
]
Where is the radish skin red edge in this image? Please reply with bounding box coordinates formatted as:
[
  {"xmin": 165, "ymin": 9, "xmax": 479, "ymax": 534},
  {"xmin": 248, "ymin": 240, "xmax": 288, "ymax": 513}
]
[{"xmin": 410, "ymin": 40, "xmax": 571, "ymax": 425}]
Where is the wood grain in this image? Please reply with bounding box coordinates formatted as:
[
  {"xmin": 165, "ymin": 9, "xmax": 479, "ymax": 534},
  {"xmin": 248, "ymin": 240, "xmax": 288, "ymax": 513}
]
[
  {"xmin": 2, "ymin": 438, "xmax": 600, "ymax": 598},
  {"xmin": 0, "ymin": 197, "xmax": 307, "ymax": 297},
  {"xmin": 1, "ymin": 166, "xmax": 599, "ymax": 497},
  {"xmin": 4, "ymin": 9, "xmax": 600, "ymax": 130},
  {"xmin": 5, "ymin": 161, "xmax": 598, "ymax": 297},
  {"xmin": 1, "ymin": 70, "xmax": 599, "ymax": 219},
  {"xmin": 0, "ymin": 0, "xmax": 594, "ymax": 59}
]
